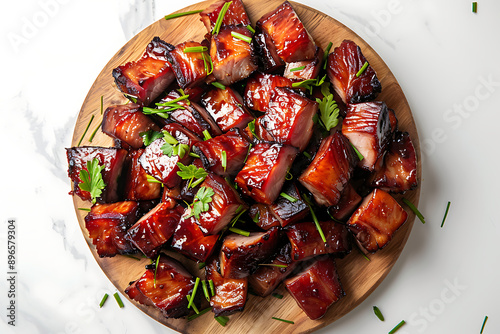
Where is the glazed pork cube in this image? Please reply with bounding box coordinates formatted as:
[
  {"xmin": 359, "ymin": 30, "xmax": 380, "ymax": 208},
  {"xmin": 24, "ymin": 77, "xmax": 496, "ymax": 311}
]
[
  {"xmin": 200, "ymin": 0, "xmax": 251, "ymax": 33},
  {"xmin": 101, "ymin": 104, "xmax": 159, "ymax": 149},
  {"xmin": 124, "ymin": 149, "xmax": 162, "ymax": 201},
  {"xmin": 256, "ymin": 1, "xmax": 316, "ymax": 63},
  {"xmin": 220, "ymin": 227, "xmax": 280, "ymax": 279},
  {"xmin": 298, "ymin": 132, "xmax": 356, "ymax": 207},
  {"xmin": 253, "ymin": 28, "xmax": 285, "ymax": 73},
  {"xmin": 235, "ymin": 142, "xmax": 298, "ymax": 204},
  {"xmin": 210, "ymin": 25, "xmax": 258, "ymax": 85},
  {"xmin": 248, "ymin": 203, "xmax": 280, "ymax": 230},
  {"xmin": 285, "ymin": 221, "xmax": 351, "ymax": 261},
  {"xmin": 206, "ymin": 258, "xmax": 248, "ymax": 316},
  {"xmin": 270, "ymin": 183, "xmax": 309, "ymax": 227},
  {"xmin": 192, "ymin": 129, "xmax": 250, "ymax": 177},
  {"xmin": 342, "ymin": 101, "xmax": 391, "ymax": 171},
  {"xmin": 161, "ymin": 122, "xmax": 202, "ymax": 147},
  {"xmin": 244, "ymin": 72, "xmax": 292, "ymax": 112},
  {"xmin": 124, "ymin": 281, "xmax": 154, "ymax": 307},
  {"xmin": 66, "ymin": 146, "xmax": 128, "ymax": 203},
  {"xmin": 112, "ymin": 37, "xmax": 175, "ymax": 106},
  {"xmin": 125, "ymin": 203, "xmax": 183, "ymax": 258},
  {"xmin": 171, "ymin": 215, "xmax": 219, "ymax": 263},
  {"xmin": 201, "ymin": 86, "xmax": 254, "ymax": 132},
  {"xmin": 248, "ymin": 242, "xmax": 297, "ymax": 297},
  {"xmin": 283, "ymin": 46, "xmax": 323, "ymax": 81},
  {"xmin": 368, "ymin": 131, "xmax": 418, "ymax": 193},
  {"xmin": 327, "ymin": 39, "xmax": 381, "ymax": 104},
  {"xmin": 348, "ymin": 189, "xmax": 408, "ymax": 252},
  {"xmin": 167, "ymin": 41, "xmax": 209, "ymax": 88},
  {"xmin": 243, "ymin": 116, "xmax": 275, "ymax": 143},
  {"xmin": 327, "ymin": 183, "xmax": 362, "ymax": 221},
  {"xmin": 131, "ymin": 255, "xmax": 196, "ymax": 318},
  {"xmin": 84, "ymin": 201, "xmax": 139, "ymax": 257},
  {"xmin": 285, "ymin": 256, "xmax": 344, "ymax": 320}
]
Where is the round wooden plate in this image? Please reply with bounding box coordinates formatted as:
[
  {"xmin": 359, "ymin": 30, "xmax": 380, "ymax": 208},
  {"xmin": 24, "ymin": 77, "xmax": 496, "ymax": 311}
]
[{"xmin": 71, "ymin": 0, "xmax": 421, "ymax": 333}]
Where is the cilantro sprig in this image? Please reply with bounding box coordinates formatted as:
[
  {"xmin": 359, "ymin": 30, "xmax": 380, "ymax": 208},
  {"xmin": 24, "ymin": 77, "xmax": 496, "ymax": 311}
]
[
  {"xmin": 188, "ymin": 187, "xmax": 215, "ymax": 219},
  {"xmin": 316, "ymin": 83, "xmax": 340, "ymax": 132},
  {"xmin": 176, "ymin": 162, "xmax": 208, "ymax": 188},
  {"xmin": 140, "ymin": 130, "xmax": 163, "ymax": 146},
  {"xmin": 78, "ymin": 158, "xmax": 106, "ymax": 204}
]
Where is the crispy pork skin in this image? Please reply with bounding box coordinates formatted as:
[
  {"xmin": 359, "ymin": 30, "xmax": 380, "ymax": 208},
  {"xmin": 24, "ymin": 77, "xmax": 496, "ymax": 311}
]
[
  {"xmin": 112, "ymin": 37, "xmax": 175, "ymax": 106},
  {"xmin": 206, "ymin": 258, "xmax": 248, "ymax": 316},
  {"xmin": 235, "ymin": 142, "xmax": 298, "ymax": 204},
  {"xmin": 66, "ymin": 146, "xmax": 128, "ymax": 203},
  {"xmin": 256, "ymin": 1, "xmax": 316, "ymax": 63},
  {"xmin": 348, "ymin": 189, "xmax": 408, "ymax": 252},
  {"xmin": 342, "ymin": 101, "xmax": 391, "ymax": 171},
  {"xmin": 283, "ymin": 46, "xmax": 323, "ymax": 81},
  {"xmin": 248, "ymin": 203, "xmax": 281, "ymax": 230},
  {"xmin": 285, "ymin": 256, "xmax": 344, "ymax": 320},
  {"xmin": 200, "ymin": 0, "xmax": 251, "ymax": 33},
  {"xmin": 298, "ymin": 132, "xmax": 356, "ymax": 207},
  {"xmin": 244, "ymin": 72, "xmax": 293, "ymax": 112},
  {"xmin": 270, "ymin": 183, "xmax": 309, "ymax": 227},
  {"xmin": 327, "ymin": 39, "xmax": 381, "ymax": 104},
  {"xmin": 220, "ymin": 227, "xmax": 280, "ymax": 279},
  {"xmin": 168, "ymin": 41, "xmax": 209, "ymax": 88},
  {"xmin": 124, "ymin": 149, "xmax": 162, "ymax": 201}
]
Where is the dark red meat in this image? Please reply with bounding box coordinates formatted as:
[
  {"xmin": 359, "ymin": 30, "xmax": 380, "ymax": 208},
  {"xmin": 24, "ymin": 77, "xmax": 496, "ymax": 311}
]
[
  {"xmin": 327, "ymin": 183, "xmax": 362, "ymax": 221},
  {"xmin": 283, "ymin": 46, "xmax": 323, "ymax": 81},
  {"xmin": 168, "ymin": 41, "xmax": 209, "ymax": 88},
  {"xmin": 270, "ymin": 183, "xmax": 309, "ymax": 227},
  {"xmin": 244, "ymin": 72, "xmax": 293, "ymax": 112},
  {"xmin": 124, "ymin": 149, "xmax": 162, "ymax": 201},
  {"xmin": 200, "ymin": 0, "xmax": 251, "ymax": 33},
  {"xmin": 248, "ymin": 203, "xmax": 280, "ymax": 230},
  {"xmin": 253, "ymin": 29, "xmax": 285, "ymax": 73}
]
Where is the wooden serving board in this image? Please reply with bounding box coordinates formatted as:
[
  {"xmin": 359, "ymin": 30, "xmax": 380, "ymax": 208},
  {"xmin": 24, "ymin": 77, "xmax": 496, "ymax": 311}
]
[{"xmin": 71, "ymin": 1, "xmax": 421, "ymax": 333}]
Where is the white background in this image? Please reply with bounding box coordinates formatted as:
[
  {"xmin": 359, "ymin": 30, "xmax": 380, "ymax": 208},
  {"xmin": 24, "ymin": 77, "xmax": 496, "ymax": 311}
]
[{"xmin": 1, "ymin": 0, "xmax": 499, "ymax": 333}]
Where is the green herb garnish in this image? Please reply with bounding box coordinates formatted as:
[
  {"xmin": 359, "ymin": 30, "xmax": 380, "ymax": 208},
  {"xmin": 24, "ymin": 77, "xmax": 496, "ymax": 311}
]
[
  {"xmin": 272, "ymin": 317, "xmax": 294, "ymax": 324},
  {"xmin": 290, "ymin": 65, "xmax": 306, "ymax": 72},
  {"xmin": 211, "ymin": 82, "xmax": 226, "ymax": 90},
  {"xmin": 302, "ymin": 193, "xmax": 327, "ymax": 243},
  {"xmin": 212, "ymin": 1, "xmax": 232, "ymax": 35},
  {"xmin": 183, "ymin": 46, "xmax": 208, "ymax": 53},
  {"xmin": 113, "ymin": 292, "xmax": 124, "ymax": 308},
  {"xmin": 258, "ymin": 263, "xmax": 288, "ymax": 268},
  {"xmin": 292, "ymin": 75, "xmax": 327, "ymax": 94},
  {"xmin": 188, "ymin": 277, "xmax": 200, "ymax": 309},
  {"xmin": 156, "ymin": 94, "xmax": 190, "ymax": 107},
  {"xmin": 177, "ymin": 162, "xmax": 208, "ymax": 188},
  {"xmin": 247, "ymin": 119, "xmax": 260, "ymax": 140},
  {"xmin": 161, "ymin": 131, "xmax": 189, "ymax": 158},
  {"xmin": 188, "ymin": 187, "xmax": 215, "ymax": 219},
  {"xmin": 140, "ymin": 129, "xmax": 163, "ymax": 146},
  {"xmin": 221, "ymin": 150, "xmax": 227, "ymax": 172},
  {"xmin": 209, "ymin": 279, "xmax": 215, "ymax": 296},
  {"xmin": 215, "ymin": 315, "xmax": 229, "ymax": 326},
  {"xmin": 186, "ymin": 294, "xmax": 199, "ymax": 314},
  {"xmin": 146, "ymin": 175, "xmax": 162, "ymax": 184},
  {"xmin": 316, "ymin": 84, "xmax": 340, "ymax": 131},
  {"xmin": 203, "ymin": 129, "xmax": 212, "ymax": 141},
  {"xmin": 303, "ymin": 151, "xmax": 312, "ymax": 159},
  {"xmin": 322, "ymin": 41, "xmax": 333, "ymax": 70},
  {"xmin": 388, "ymin": 320, "xmax": 406, "ymax": 334},
  {"xmin": 272, "ymin": 293, "xmax": 283, "ymax": 299},
  {"xmin": 373, "ymin": 306, "xmax": 384, "ymax": 321},
  {"xmin": 356, "ymin": 61, "xmax": 369, "ymax": 77},
  {"xmin": 246, "ymin": 25, "xmax": 255, "ymax": 33},
  {"xmin": 480, "ymin": 315, "xmax": 488, "ymax": 333},
  {"xmin": 441, "ymin": 201, "xmax": 451, "ymax": 227},
  {"xmin": 350, "ymin": 142, "xmax": 364, "ymax": 161},
  {"xmin": 189, "ymin": 152, "xmax": 201, "ymax": 158},
  {"xmin": 402, "ymin": 198, "xmax": 425, "ymax": 224},
  {"xmin": 187, "ymin": 307, "xmax": 211, "ymax": 321},
  {"xmin": 231, "ymin": 31, "xmax": 252, "ymax": 43},
  {"xmin": 78, "ymin": 207, "xmax": 91, "ymax": 212},
  {"xmin": 201, "ymin": 280, "xmax": 210, "ymax": 302},
  {"xmin": 229, "ymin": 227, "xmax": 250, "ymax": 237},
  {"xmin": 280, "ymin": 192, "xmax": 298, "ymax": 203},
  {"xmin": 165, "ymin": 10, "xmax": 203, "ymax": 20},
  {"xmin": 77, "ymin": 115, "xmax": 95, "ymax": 146},
  {"xmin": 472, "ymin": 2, "xmax": 478, "ymax": 13},
  {"xmin": 99, "ymin": 293, "xmax": 109, "ymax": 308},
  {"xmin": 78, "ymin": 158, "xmax": 106, "ymax": 204},
  {"xmin": 88, "ymin": 120, "xmax": 103, "ymax": 143}
]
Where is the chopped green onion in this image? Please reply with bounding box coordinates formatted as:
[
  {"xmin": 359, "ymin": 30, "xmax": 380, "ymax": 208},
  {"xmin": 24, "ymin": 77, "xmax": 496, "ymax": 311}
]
[
  {"xmin": 187, "ymin": 307, "xmax": 211, "ymax": 321},
  {"xmin": 441, "ymin": 201, "xmax": 451, "ymax": 227},
  {"xmin": 272, "ymin": 293, "xmax": 283, "ymax": 299},
  {"xmin": 186, "ymin": 295, "xmax": 199, "ymax": 314},
  {"xmin": 183, "ymin": 46, "xmax": 208, "ymax": 53},
  {"xmin": 472, "ymin": 2, "xmax": 477, "ymax": 13},
  {"xmin": 78, "ymin": 207, "xmax": 91, "ymax": 212},
  {"xmin": 198, "ymin": 262, "xmax": 206, "ymax": 269},
  {"xmin": 356, "ymin": 243, "xmax": 370, "ymax": 261},
  {"xmin": 280, "ymin": 192, "xmax": 298, "ymax": 203},
  {"xmin": 163, "ymin": 131, "xmax": 179, "ymax": 145},
  {"xmin": 78, "ymin": 115, "xmax": 95, "ymax": 146},
  {"xmin": 231, "ymin": 31, "xmax": 252, "ymax": 43},
  {"xmin": 209, "ymin": 279, "xmax": 215, "ymax": 296},
  {"xmin": 303, "ymin": 151, "xmax": 312, "ymax": 159},
  {"xmin": 165, "ymin": 10, "xmax": 203, "ymax": 20},
  {"xmin": 191, "ymin": 177, "xmax": 205, "ymax": 188},
  {"xmin": 188, "ymin": 277, "xmax": 200, "ymax": 309},
  {"xmin": 322, "ymin": 41, "xmax": 333, "ymax": 70},
  {"xmin": 373, "ymin": 306, "xmax": 384, "ymax": 321},
  {"xmin": 272, "ymin": 317, "xmax": 294, "ymax": 324},
  {"xmin": 402, "ymin": 198, "xmax": 425, "ymax": 224},
  {"xmin": 356, "ymin": 61, "xmax": 369, "ymax": 77},
  {"xmin": 212, "ymin": 1, "xmax": 232, "ymax": 35},
  {"xmin": 215, "ymin": 315, "xmax": 229, "ymax": 326},
  {"xmin": 246, "ymin": 25, "xmax": 255, "ymax": 33},
  {"xmin": 285, "ymin": 170, "xmax": 293, "ymax": 180},
  {"xmin": 480, "ymin": 315, "xmax": 488, "ymax": 333},
  {"xmin": 123, "ymin": 254, "xmax": 140, "ymax": 261},
  {"xmin": 221, "ymin": 150, "xmax": 227, "ymax": 172},
  {"xmin": 113, "ymin": 292, "xmax": 124, "ymax": 308},
  {"xmin": 146, "ymin": 175, "xmax": 162, "ymax": 184},
  {"xmin": 388, "ymin": 320, "xmax": 406, "ymax": 334},
  {"xmin": 229, "ymin": 206, "xmax": 246, "ymax": 227},
  {"xmin": 258, "ymin": 263, "xmax": 288, "ymax": 268},
  {"xmin": 156, "ymin": 94, "xmax": 190, "ymax": 106},
  {"xmin": 202, "ymin": 280, "xmax": 210, "ymax": 302},
  {"xmin": 302, "ymin": 194, "xmax": 327, "ymax": 243},
  {"xmin": 229, "ymin": 227, "xmax": 250, "ymax": 237},
  {"xmin": 252, "ymin": 210, "xmax": 259, "ymax": 223},
  {"xmin": 211, "ymin": 82, "xmax": 226, "ymax": 90},
  {"xmin": 292, "ymin": 79, "xmax": 316, "ymax": 88},
  {"xmin": 88, "ymin": 120, "xmax": 103, "ymax": 142},
  {"xmin": 203, "ymin": 129, "xmax": 212, "ymax": 141},
  {"xmin": 189, "ymin": 152, "xmax": 201, "ymax": 158},
  {"xmin": 201, "ymin": 51, "xmax": 213, "ymax": 75},
  {"xmin": 350, "ymin": 143, "xmax": 364, "ymax": 160},
  {"xmin": 99, "ymin": 293, "xmax": 109, "ymax": 308},
  {"xmin": 290, "ymin": 65, "xmax": 306, "ymax": 72},
  {"xmin": 100, "ymin": 95, "xmax": 104, "ymax": 114},
  {"xmin": 153, "ymin": 254, "xmax": 161, "ymax": 288}
]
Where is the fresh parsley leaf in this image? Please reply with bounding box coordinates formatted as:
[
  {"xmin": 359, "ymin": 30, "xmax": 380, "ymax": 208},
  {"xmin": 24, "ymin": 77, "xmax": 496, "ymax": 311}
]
[
  {"xmin": 160, "ymin": 131, "xmax": 189, "ymax": 158},
  {"xmin": 140, "ymin": 130, "xmax": 163, "ymax": 146},
  {"xmin": 177, "ymin": 162, "xmax": 208, "ymax": 188},
  {"xmin": 189, "ymin": 187, "xmax": 215, "ymax": 219},
  {"xmin": 162, "ymin": 131, "xmax": 178, "ymax": 145},
  {"xmin": 78, "ymin": 158, "xmax": 106, "ymax": 204},
  {"xmin": 316, "ymin": 84, "xmax": 340, "ymax": 132},
  {"xmin": 161, "ymin": 142, "xmax": 175, "ymax": 156},
  {"xmin": 292, "ymin": 74, "xmax": 327, "ymax": 94}
]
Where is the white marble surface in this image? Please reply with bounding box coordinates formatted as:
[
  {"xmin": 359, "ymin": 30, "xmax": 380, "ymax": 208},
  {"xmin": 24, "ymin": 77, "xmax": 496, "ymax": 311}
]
[{"xmin": 1, "ymin": 0, "xmax": 499, "ymax": 333}]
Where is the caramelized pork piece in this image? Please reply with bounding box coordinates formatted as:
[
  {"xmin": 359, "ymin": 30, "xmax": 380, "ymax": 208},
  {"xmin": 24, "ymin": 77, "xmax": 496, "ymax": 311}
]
[
  {"xmin": 244, "ymin": 116, "xmax": 275, "ymax": 143},
  {"xmin": 161, "ymin": 122, "xmax": 203, "ymax": 147},
  {"xmin": 270, "ymin": 183, "xmax": 309, "ymax": 227},
  {"xmin": 283, "ymin": 46, "xmax": 323, "ymax": 81},
  {"xmin": 167, "ymin": 41, "xmax": 209, "ymax": 88},
  {"xmin": 260, "ymin": 87, "xmax": 317, "ymax": 151},
  {"xmin": 342, "ymin": 101, "xmax": 391, "ymax": 171},
  {"xmin": 327, "ymin": 183, "xmax": 362, "ymax": 221},
  {"xmin": 125, "ymin": 281, "xmax": 154, "ymax": 307},
  {"xmin": 253, "ymin": 29, "xmax": 285, "ymax": 73},
  {"xmin": 244, "ymin": 72, "xmax": 293, "ymax": 112},
  {"xmin": 368, "ymin": 131, "xmax": 418, "ymax": 193},
  {"xmin": 102, "ymin": 104, "xmax": 159, "ymax": 149},
  {"xmin": 257, "ymin": 1, "xmax": 316, "ymax": 63},
  {"xmin": 285, "ymin": 221, "xmax": 351, "ymax": 261},
  {"xmin": 124, "ymin": 149, "xmax": 162, "ymax": 201},
  {"xmin": 235, "ymin": 143, "xmax": 298, "ymax": 204},
  {"xmin": 192, "ymin": 129, "xmax": 250, "ymax": 177},
  {"xmin": 194, "ymin": 173, "xmax": 246, "ymax": 235},
  {"xmin": 133, "ymin": 254, "xmax": 196, "ymax": 318},
  {"xmin": 66, "ymin": 146, "xmax": 128, "ymax": 203},
  {"xmin": 200, "ymin": 0, "xmax": 251, "ymax": 33},
  {"xmin": 327, "ymin": 39, "xmax": 381, "ymax": 104},
  {"xmin": 206, "ymin": 258, "xmax": 248, "ymax": 316},
  {"xmin": 285, "ymin": 256, "xmax": 344, "ymax": 320},
  {"xmin": 125, "ymin": 203, "xmax": 183, "ymax": 258},
  {"xmin": 201, "ymin": 86, "xmax": 254, "ymax": 132},
  {"xmin": 84, "ymin": 201, "xmax": 139, "ymax": 257},
  {"xmin": 112, "ymin": 37, "xmax": 175, "ymax": 106},
  {"xmin": 348, "ymin": 189, "xmax": 408, "ymax": 252},
  {"xmin": 248, "ymin": 203, "xmax": 280, "ymax": 230},
  {"xmin": 171, "ymin": 215, "xmax": 219, "ymax": 262},
  {"xmin": 298, "ymin": 132, "xmax": 356, "ymax": 207},
  {"xmin": 210, "ymin": 25, "xmax": 258, "ymax": 85},
  {"xmin": 220, "ymin": 227, "xmax": 280, "ymax": 279},
  {"xmin": 248, "ymin": 242, "xmax": 297, "ymax": 297}
]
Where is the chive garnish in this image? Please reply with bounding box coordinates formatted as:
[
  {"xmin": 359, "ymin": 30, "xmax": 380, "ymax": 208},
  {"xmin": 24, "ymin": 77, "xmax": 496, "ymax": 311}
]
[
  {"xmin": 280, "ymin": 192, "xmax": 298, "ymax": 203},
  {"xmin": 272, "ymin": 317, "xmax": 294, "ymax": 324},
  {"xmin": 78, "ymin": 115, "xmax": 95, "ymax": 146},
  {"xmin": 209, "ymin": 279, "xmax": 215, "ymax": 296},
  {"xmin": 258, "ymin": 263, "xmax": 288, "ymax": 268},
  {"xmin": 272, "ymin": 293, "xmax": 283, "ymax": 299},
  {"xmin": 212, "ymin": 1, "xmax": 232, "ymax": 35},
  {"xmin": 441, "ymin": 201, "xmax": 451, "ymax": 227},
  {"xmin": 203, "ymin": 129, "xmax": 212, "ymax": 141},
  {"xmin": 231, "ymin": 31, "xmax": 252, "ymax": 43},
  {"xmin": 156, "ymin": 94, "xmax": 190, "ymax": 106},
  {"xmin": 123, "ymin": 254, "xmax": 140, "ymax": 261},
  {"xmin": 356, "ymin": 61, "xmax": 369, "ymax": 77},
  {"xmin": 211, "ymin": 82, "xmax": 226, "ymax": 90},
  {"xmin": 246, "ymin": 25, "xmax": 255, "ymax": 33},
  {"xmin": 184, "ymin": 46, "xmax": 208, "ymax": 53},
  {"xmin": 100, "ymin": 95, "xmax": 104, "ymax": 114},
  {"xmin": 285, "ymin": 170, "xmax": 293, "ymax": 180},
  {"xmin": 322, "ymin": 41, "xmax": 333, "ymax": 70},
  {"xmin": 188, "ymin": 277, "xmax": 200, "ymax": 309},
  {"xmin": 229, "ymin": 227, "xmax": 250, "ymax": 237},
  {"xmin": 292, "ymin": 78, "xmax": 317, "ymax": 88},
  {"xmin": 146, "ymin": 175, "xmax": 162, "ymax": 184},
  {"xmin": 113, "ymin": 292, "xmax": 124, "ymax": 308},
  {"xmin": 472, "ymin": 2, "xmax": 477, "ymax": 13},
  {"xmin": 88, "ymin": 120, "xmax": 103, "ymax": 142},
  {"xmin": 350, "ymin": 142, "xmax": 364, "ymax": 160},
  {"xmin": 198, "ymin": 262, "xmax": 206, "ymax": 269},
  {"xmin": 388, "ymin": 320, "xmax": 406, "ymax": 334},
  {"xmin": 189, "ymin": 152, "xmax": 201, "ymax": 158},
  {"xmin": 229, "ymin": 206, "xmax": 247, "ymax": 227},
  {"xmin": 480, "ymin": 315, "xmax": 488, "ymax": 333},
  {"xmin": 78, "ymin": 207, "xmax": 91, "ymax": 212},
  {"xmin": 187, "ymin": 307, "xmax": 211, "ymax": 321},
  {"xmin": 99, "ymin": 293, "xmax": 109, "ymax": 308},
  {"xmin": 290, "ymin": 65, "xmax": 306, "ymax": 72},
  {"xmin": 356, "ymin": 244, "xmax": 370, "ymax": 261},
  {"xmin": 186, "ymin": 295, "xmax": 200, "ymax": 314},
  {"xmin": 303, "ymin": 151, "xmax": 312, "ymax": 159},
  {"xmin": 202, "ymin": 52, "xmax": 213, "ymax": 75},
  {"xmin": 373, "ymin": 306, "xmax": 384, "ymax": 321},
  {"xmin": 215, "ymin": 315, "xmax": 229, "ymax": 326},
  {"xmin": 221, "ymin": 150, "xmax": 227, "ymax": 172},
  {"xmin": 302, "ymin": 193, "xmax": 327, "ymax": 243},
  {"xmin": 202, "ymin": 280, "xmax": 210, "ymax": 302},
  {"xmin": 153, "ymin": 254, "xmax": 161, "ymax": 288},
  {"xmin": 402, "ymin": 198, "xmax": 425, "ymax": 224},
  {"xmin": 165, "ymin": 10, "xmax": 203, "ymax": 20}
]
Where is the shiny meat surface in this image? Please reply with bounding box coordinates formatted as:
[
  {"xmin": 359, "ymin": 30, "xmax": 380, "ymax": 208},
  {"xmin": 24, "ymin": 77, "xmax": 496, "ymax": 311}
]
[
  {"xmin": 244, "ymin": 72, "xmax": 293, "ymax": 112},
  {"xmin": 283, "ymin": 46, "xmax": 323, "ymax": 81},
  {"xmin": 200, "ymin": 0, "xmax": 251, "ymax": 33},
  {"xmin": 270, "ymin": 183, "xmax": 309, "ymax": 227},
  {"xmin": 168, "ymin": 41, "xmax": 209, "ymax": 88},
  {"xmin": 171, "ymin": 215, "xmax": 219, "ymax": 262},
  {"xmin": 124, "ymin": 149, "xmax": 162, "ymax": 201}
]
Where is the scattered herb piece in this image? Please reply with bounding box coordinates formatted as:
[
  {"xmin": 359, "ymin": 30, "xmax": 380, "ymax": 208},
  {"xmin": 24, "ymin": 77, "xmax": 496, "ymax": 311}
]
[
  {"xmin": 153, "ymin": 254, "xmax": 160, "ymax": 288},
  {"xmin": 183, "ymin": 46, "xmax": 208, "ymax": 53},
  {"xmin": 285, "ymin": 170, "xmax": 293, "ymax": 180},
  {"xmin": 161, "ymin": 131, "xmax": 189, "ymax": 158},
  {"xmin": 221, "ymin": 150, "xmax": 227, "ymax": 172},
  {"xmin": 373, "ymin": 306, "xmax": 384, "ymax": 321},
  {"xmin": 187, "ymin": 307, "xmax": 211, "ymax": 321},
  {"xmin": 252, "ymin": 210, "xmax": 259, "ymax": 223},
  {"xmin": 472, "ymin": 2, "xmax": 477, "ymax": 13},
  {"xmin": 188, "ymin": 277, "xmax": 200, "ymax": 309},
  {"xmin": 316, "ymin": 92, "xmax": 340, "ymax": 131},
  {"xmin": 215, "ymin": 315, "xmax": 229, "ymax": 326},
  {"xmin": 272, "ymin": 293, "xmax": 284, "ymax": 299},
  {"xmin": 280, "ymin": 192, "xmax": 298, "ymax": 203},
  {"xmin": 165, "ymin": 10, "xmax": 203, "ymax": 20},
  {"xmin": 88, "ymin": 120, "xmax": 103, "ymax": 142},
  {"xmin": 356, "ymin": 61, "xmax": 369, "ymax": 77},
  {"xmin": 113, "ymin": 292, "xmax": 124, "ymax": 308},
  {"xmin": 355, "ymin": 243, "xmax": 370, "ymax": 261},
  {"xmin": 78, "ymin": 115, "xmax": 95, "ymax": 146},
  {"xmin": 229, "ymin": 227, "xmax": 250, "ymax": 237},
  {"xmin": 480, "ymin": 315, "xmax": 488, "ymax": 333},
  {"xmin": 247, "ymin": 119, "xmax": 260, "ymax": 140},
  {"xmin": 302, "ymin": 193, "xmax": 327, "ymax": 243},
  {"xmin": 441, "ymin": 201, "xmax": 451, "ymax": 228},
  {"xmin": 203, "ymin": 129, "xmax": 212, "ymax": 141},
  {"xmin": 246, "ymin": 25, "xmax": 255, "ymax": 33},
  {"xmin": 209, "ymin": 279, "xmax": 215, "ymax": 296},
  {"xmin": 123, "ymin": 254, "xmax": 141, "ymax": 261},
  {"xmin": 322, "ymin": 41, "xmax": 333, "ymax": 70},
  {"xmin": 78, "ymin": 207, "xmax": 91, "ymax": 212},
  {"xmin": 156, "ymin": 94, "xmax": 190, "ymax": 107},
  {"xmin": 177, "ymin": 162, "xmax": 208, "ymax": 188},
  {"xmin": 99, "ymin": 293, "xmax": 109, "ymax": 308},
  {"xmin": 186, "ymin": 294, "xmax": 200, "ymax": 314},
  {"xmin": 303, "ymin": 151, "xmax": 312, "ymax": 159},
  {"xmin": 292, "ymin": 75, "xmax": 327, "ymax": 94},
  {"xmin": 100, "ymin": 95, "xmax": 104, "ymax": 114},
  {"xmin": 231, "ymin": 31, "xmax": 252, "ymax": 43},
  {"xmin": 212, "ymin": 82, "xmax": 226, "ymax": 90},
  {"xmin": 140, "ymin": 130, "xmax": 163, "ymax": 146},
  {"xmin": 388, "ymin": 320, "xmax": 406, "ymax": 334},
  {"xmin": 229, "ymin": 206, "xmax": 247, "ymax": 227},
  {"xmin": 272, "ymin": 317, "xmax": 294, "ymax": 324},
  {"xmin": 146, "ymin": 175, "xmax": 162, "ymax": 184},
  {"xmin": 212, "ymin": 1, "xmax": 232, "ymax": 35},
  {"xmin": 202, "ymin": 280, "xmax": 210, "ymax": 302},
  {"xmin": 78, "ymin": 158, "xmax": 106, "ymax": 204},
  {"xmin": 402, "ymin": 198, "xmax": 425, "ymax": 224},
  {"xmin": 258, "ymin": 264, "xmax": 288, "ymax": 268},
  {"xmin": 290, "ymin": 65, "xmax": 306, "ymax": 72},
  {"xmin": 142, "ymin": 106, "xmax": 171, "ymax": 119},
  {"xmin": 351, "ymin": 142, "xmax": 364, "ymax": 161},
  {"xmin": 189, "ymin": 187, "xmax": 215, "ymax": 219},
  {"xmin": 201, "ymin": 51, "xmax": 214, "ymax": 75},
  {"xmin": 189, "ymin": 152, "xmax": 201, "ymax": 158}
]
